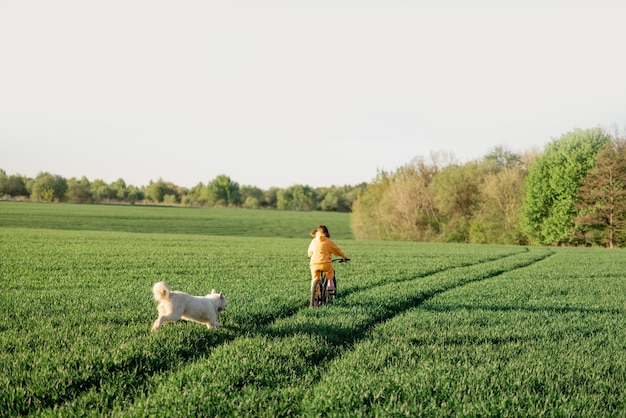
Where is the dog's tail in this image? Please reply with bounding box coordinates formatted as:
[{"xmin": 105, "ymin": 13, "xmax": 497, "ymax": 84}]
[{"xmin": 152, "ymin": 281, "xmax": 171, "ymax": 301}]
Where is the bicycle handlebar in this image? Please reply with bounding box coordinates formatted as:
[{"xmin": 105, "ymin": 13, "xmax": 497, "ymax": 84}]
[{"xmin": 332, "ymin": 258, "xmax": 350, "ymax": 263}]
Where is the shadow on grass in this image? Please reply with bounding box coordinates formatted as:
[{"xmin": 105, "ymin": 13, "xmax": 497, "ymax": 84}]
[
  {"xmin": 422, "ymin": 302, "xmax": 624, "ymax": 317},
  {"xmin": 15, "ymin": 324, "xmax": 237, "ymax": 416}
]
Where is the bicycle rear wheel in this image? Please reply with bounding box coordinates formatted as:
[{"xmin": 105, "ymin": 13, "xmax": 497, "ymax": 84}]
[{"xmin": 310, "ymin": 279, "xmax": 323, "ymax": 307}]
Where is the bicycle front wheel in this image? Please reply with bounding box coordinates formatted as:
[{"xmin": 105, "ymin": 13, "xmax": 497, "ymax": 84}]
[{"xmin": 326, "ymin": 278, "xmax": 336, "ymax": 304}]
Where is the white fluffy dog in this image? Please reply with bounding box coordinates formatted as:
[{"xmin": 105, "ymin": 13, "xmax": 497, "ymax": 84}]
[{"xmin": 151, "ymin": 281, "xmax": 228, "ymax": 331}]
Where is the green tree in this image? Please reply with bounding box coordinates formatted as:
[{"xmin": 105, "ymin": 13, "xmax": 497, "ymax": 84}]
[
  {"xmin": 127, "ymin": 186, "xmax": 144, "ymax": 204},
  {"xmin": 317, "ymin": 185, "xmax": 362, "ymax": 212},
  {"xmin": 0, "ymin": 169, "xmax": 7, "ymax": 195},
  {"xmin": 521, "ymin": 128, "xmax": 611, "ymax": 245},
  {"xmin": 466, "ymin": 148, "xmax": 527, "ymax": 244},
  {"xmin": 90, "ymin": 179, "xmax": 116, "ymax": 201},
  {"xmin": 342, "ymin": 183, "xmax": 367, "ymax": 212},
  {"xmin": 264, "ymin": 187, "xmax": 279, "ymax": 209},
  {"xmin": 351, "ymin": 170, "xmax": 393, "ymax": 240},
  {"xmin": 240, "ymin": 185, "xmax": 265, "ymax": 208},
  {"xmin": 31, "ymin": 172, "xmax": 68, "ymax": 202},
  {"xmin": 0, "ymin": 170, "xmax": 29, "ymax": 197},
  {"xmin": 163, "ymin": 194, "xmax": 178, "ymax": 205},
  {"xmin": 276, "ymin": 185, "xmax": 316, "ymax": 210},
  {"xmin": 319, "ymin": 190, "xmax": 339, "ymax": 212},
  {"xmin": 574, "ymin": 138, "xmax": 626, "ymax": 247},
  {"xmin": 146, "ymin": 178, "xmax": 178, "ymax": 203},
  {"xmin": 430, "ymin": 162, "xmax": 486, "ymax": 242},
  {"xmin": 110, "ymin": 178, "xmax": 129, "ymax": 201},
  {"xmin": 67, "ymin": 176, "xmax": 93, "ymax": 203},
  {"xmin": 472, "ymin": 166, "xmax": 527, "ymax": 244},
  {"xmin": 484, "ymin": 145, "xmax": 523, "ymax": 168},
  {"xmin": 352, "ymin": 157, "xmax": 442, "ymax": 241},
  {"xmin": 187, "ymin": 182, "xmax": 208, "ymax": 205},
  {"xmin": 384, "ymin": 164, "xmax": 439, "ymax": 241},
  {"xmin": 206, "ymin": 175, "xmax": 240, "ymax": 206}
]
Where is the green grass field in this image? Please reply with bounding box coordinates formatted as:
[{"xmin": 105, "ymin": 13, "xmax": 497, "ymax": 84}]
[{"xmin": 2, "ymin": 202, "xmax": 626, "ymax": 416}]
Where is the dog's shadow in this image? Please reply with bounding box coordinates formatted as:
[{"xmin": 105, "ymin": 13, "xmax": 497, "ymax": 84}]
[
  {"xmin": 150, "ymin": 321, "xmax": 240, "ymax": 361},
  {"xmin": 265, "ymin": 322, "xmax": 350, "ymax": 346}
]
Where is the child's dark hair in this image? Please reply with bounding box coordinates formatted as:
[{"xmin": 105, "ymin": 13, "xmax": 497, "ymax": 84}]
[{"xmin": 311, "ymin": 225, "xmax": 331, "ymax": 238}]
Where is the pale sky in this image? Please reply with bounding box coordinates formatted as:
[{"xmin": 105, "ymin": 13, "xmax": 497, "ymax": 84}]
[{"xmin": 1, "ymin": 0, "xmax": 625, "ymax": 189}]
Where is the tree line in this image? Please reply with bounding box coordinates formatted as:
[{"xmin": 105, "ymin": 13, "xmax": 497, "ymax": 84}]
[
  {"xmin": 352, "ymin": 127, "xmax": 626, "ymax": 247},
  {"xmin": 0, "ymin": 169, "xmax": 366, "ymax": 213},
  {"xmin": 3, "ymin": 126, "xmax": 625, "ymax": 247}
]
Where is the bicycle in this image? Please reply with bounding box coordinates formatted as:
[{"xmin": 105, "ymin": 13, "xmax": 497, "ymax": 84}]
[{"xmin": 310, "ymin": 258, "xmax": 349, "ymax": 307}]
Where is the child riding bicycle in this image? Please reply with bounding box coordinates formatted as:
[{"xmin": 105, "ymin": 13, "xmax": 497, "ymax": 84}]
[{"xmin": 307, "ymin": 225, "xmax": 348, "ymax": 306}]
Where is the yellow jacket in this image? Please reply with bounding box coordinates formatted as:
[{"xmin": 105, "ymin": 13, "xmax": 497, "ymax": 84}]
[{"xmin": 308, "ymin": 232, "xmax": 347, "ymax": 265}]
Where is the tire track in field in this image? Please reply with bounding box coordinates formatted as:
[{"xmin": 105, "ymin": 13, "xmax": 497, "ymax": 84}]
[
  {"xmin": 343, "ymin": 247, "xmax": 556, "ymax": 321},
  {"xmin": 233, "ymin": 248, "xmax": 534, "ymax": 331},
  {"xmin": 263, "ymin": 247, "xmax": 556, "ymax": 347},
  {"xmin": 336, "ymin": 247, "xmax": 533, "ymax": 301},
  {"xmin": 351, "ymin": 247, "xmax": 555, "ymax": 319}
]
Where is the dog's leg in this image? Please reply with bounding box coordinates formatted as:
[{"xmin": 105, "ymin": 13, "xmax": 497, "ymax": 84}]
[
  {"xmin": 152, "ymin": 313, "xmax": 184, "ymax": 331},
  {"xmin": 205, "ymin": 310, "xmax": 222, "ymax": 328},
  {"xmin": 151, "ymin": 317, "xmax": 164, "ymax": 332},
  {"xmin": 152, "ymin": 303, "xmax": 170, "ymax": 331},
  {"xmin": 205, "ymin": 320, "xmax": 221, "ymax": 329},
  {"xmin": 151, "ymin": 299, "xmax": 185, "ymax": 331},
  {"xmin": 152, "ymin": 303, "xmax": 167, "ymax": 331}
]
